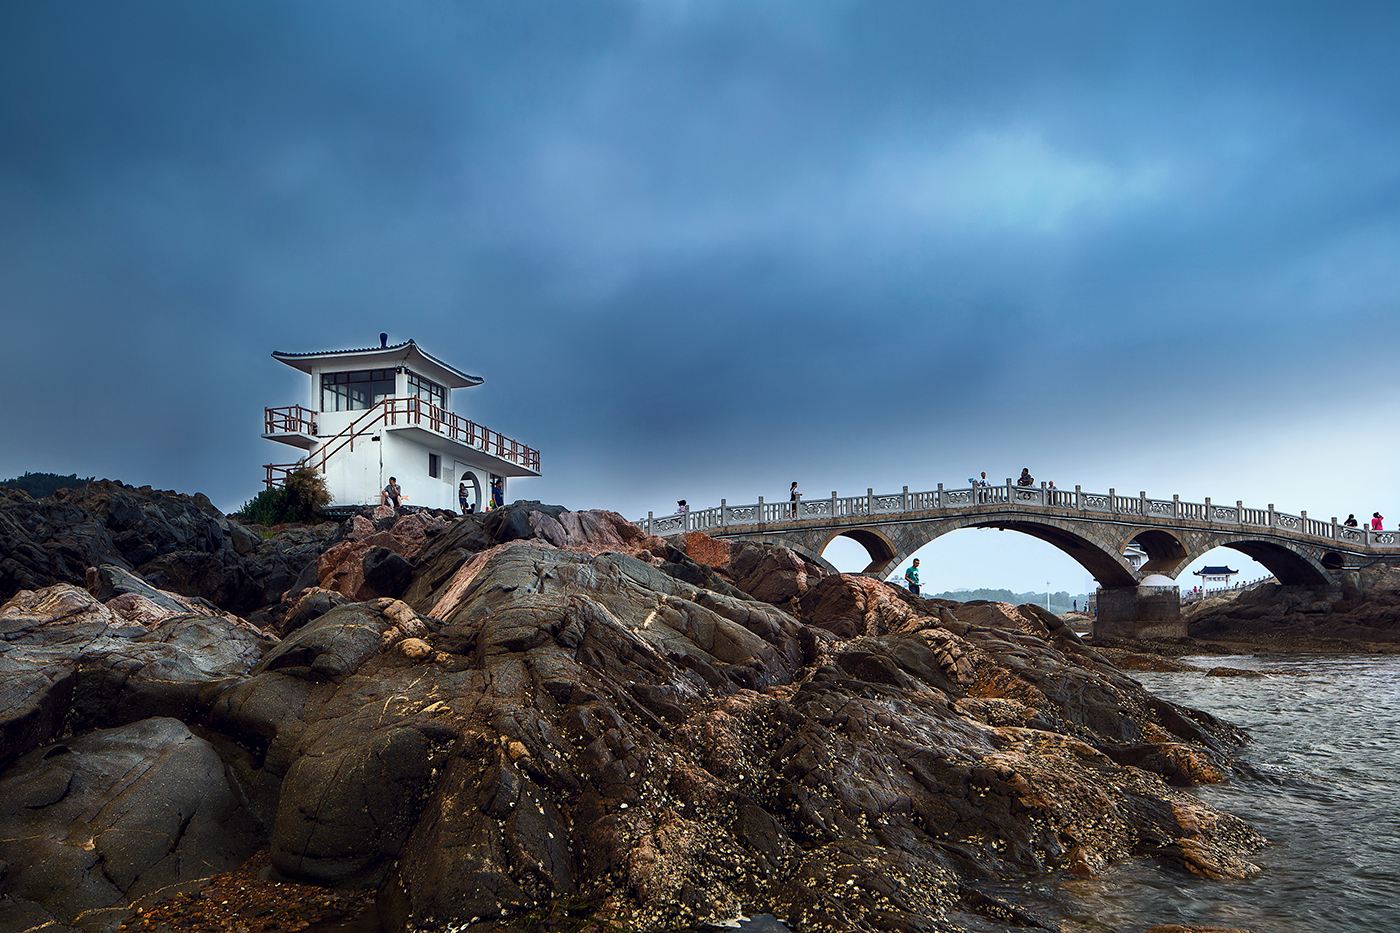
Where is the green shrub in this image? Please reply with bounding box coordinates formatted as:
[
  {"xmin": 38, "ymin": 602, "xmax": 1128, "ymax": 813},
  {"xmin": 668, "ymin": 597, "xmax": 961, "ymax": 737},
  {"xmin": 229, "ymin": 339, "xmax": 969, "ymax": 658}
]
[
  {"xmin": 235, "ymin": 487, "xmax": 291, "ymax": 525},
  {"xmin": 235, "ymin": 469, "xmax": 331, "ymax": 524},
  {"xmin": 284, "ymin": 468, "xmax": 332, "ymax": 520}
]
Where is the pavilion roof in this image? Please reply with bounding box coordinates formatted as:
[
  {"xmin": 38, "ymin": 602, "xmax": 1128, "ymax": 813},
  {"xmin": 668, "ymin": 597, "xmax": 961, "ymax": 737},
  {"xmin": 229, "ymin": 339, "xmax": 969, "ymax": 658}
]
[
  {"xmin": 271, "ymin": 339, "xmax": 483, "ymax": 388},
  {"xmin": 1193, "ymin": 565, "xmax": 1239, "ymax": 576}
]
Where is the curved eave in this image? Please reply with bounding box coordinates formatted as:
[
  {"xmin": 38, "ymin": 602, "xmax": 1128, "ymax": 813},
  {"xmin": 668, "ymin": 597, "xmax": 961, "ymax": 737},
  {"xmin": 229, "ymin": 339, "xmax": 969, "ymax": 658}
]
[{"xmin": 271, "ymin": 340, "xmax": 484, "ymax": 388}]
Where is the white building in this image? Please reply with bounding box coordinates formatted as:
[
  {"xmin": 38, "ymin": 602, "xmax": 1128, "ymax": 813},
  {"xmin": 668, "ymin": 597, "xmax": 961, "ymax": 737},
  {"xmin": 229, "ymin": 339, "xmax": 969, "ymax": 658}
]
[{"xmin": 261, "ymin": 336, "xmax": 540, "ymax": 512}]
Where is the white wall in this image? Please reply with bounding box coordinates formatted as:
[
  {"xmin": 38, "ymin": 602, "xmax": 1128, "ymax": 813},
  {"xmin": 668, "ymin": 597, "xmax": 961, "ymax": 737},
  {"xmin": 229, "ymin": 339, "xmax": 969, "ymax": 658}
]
[{"xmin": 314, "ymin": 430, "xmax": 506, "ymax": 511}]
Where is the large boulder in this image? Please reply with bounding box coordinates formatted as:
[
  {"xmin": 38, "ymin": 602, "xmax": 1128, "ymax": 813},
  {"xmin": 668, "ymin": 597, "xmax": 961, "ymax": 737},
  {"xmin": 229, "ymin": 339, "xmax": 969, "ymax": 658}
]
[
  {"xmin": 402, "ymin": 502, "xmax": 671, "ymax": 608},
  {"xmin": 315, "ymin": 511, "xmax": 451, "ymax": 600},
  {"xmin": 726, "ymin": 540, "xmax": 826, "ymax": 605},
  {"xmin": 0, "ymin": 717, "xmax": 260, "ymax": 930},
  {"xmin": 361, "ymin": 546, "xmax": 414, "ymax": 598},
  {"xmin": 0, "ymin": 577, "xmax": 273, "ymax": 767}
]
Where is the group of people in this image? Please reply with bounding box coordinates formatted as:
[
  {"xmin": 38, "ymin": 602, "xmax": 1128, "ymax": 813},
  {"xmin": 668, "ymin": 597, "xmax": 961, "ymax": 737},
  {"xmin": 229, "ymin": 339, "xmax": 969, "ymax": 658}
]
[
  {"xmin": 970, "ymin": 468, "xmax": 1054, "ymax": 499},
  {"xmin": 377, "ymin": 475, "xmax": 505, "ymax": 516},
  {"xmin": 1343, "ymin": 512, "xmax": 1385, "ymax": 531}
]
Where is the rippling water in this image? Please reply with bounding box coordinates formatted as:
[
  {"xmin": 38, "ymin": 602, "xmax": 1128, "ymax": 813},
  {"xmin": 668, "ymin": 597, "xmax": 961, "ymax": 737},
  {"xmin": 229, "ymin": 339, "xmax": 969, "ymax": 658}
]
[{"xmin": 1040, "ymin": 654, "xmax": 1400, "ymax": 932}]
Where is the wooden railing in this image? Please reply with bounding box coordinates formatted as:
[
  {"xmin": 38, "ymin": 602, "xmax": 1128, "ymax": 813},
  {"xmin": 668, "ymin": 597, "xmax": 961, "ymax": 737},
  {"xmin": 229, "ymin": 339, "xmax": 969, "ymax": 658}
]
[
  {"xmin": 636, "ymin": 480, "xmax": 1400, "ymax": 550},
  {"xmin": 264, "ymin": 396, "xmax": 540, "ymax": 488},
  {"xmin": 264, "ymin": 404, "xmax": 318, "ymax": 436}
]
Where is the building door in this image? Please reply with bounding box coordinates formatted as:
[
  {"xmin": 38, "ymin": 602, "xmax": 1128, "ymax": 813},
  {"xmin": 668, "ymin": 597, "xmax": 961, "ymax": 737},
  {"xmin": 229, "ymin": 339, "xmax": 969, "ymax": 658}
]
[{"xmin": 456, "ymin": 462, "xmax": 481, "ymax": 513}]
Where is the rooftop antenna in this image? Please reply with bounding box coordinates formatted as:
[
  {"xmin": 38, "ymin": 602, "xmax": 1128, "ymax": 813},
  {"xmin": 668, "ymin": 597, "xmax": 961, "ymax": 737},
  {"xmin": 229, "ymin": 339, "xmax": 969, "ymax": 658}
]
[{"xmin": 379, "ymin": 332, "xmax": 389, "ymax": 348}]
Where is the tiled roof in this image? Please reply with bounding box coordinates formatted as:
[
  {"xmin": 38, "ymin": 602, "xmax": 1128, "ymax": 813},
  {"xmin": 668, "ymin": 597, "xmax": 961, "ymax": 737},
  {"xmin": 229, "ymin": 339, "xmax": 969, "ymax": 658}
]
[
  {"xmin": 271, "ymin": 339, "xmax": 416, "ymax": 357},
  {"xmin": 1194, "ymin": 565, "xmax": 1239, "ymax": 575},
  {"xmin": 271, "ymin": 339, "xmax": 483, "ymax": 387}
]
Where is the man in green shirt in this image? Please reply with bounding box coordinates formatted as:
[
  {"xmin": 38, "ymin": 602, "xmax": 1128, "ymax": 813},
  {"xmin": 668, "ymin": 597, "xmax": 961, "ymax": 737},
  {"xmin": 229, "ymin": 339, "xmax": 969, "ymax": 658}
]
[{"xmin": 904, "ymin": 559, "xmax": 921, "ymax": 596}]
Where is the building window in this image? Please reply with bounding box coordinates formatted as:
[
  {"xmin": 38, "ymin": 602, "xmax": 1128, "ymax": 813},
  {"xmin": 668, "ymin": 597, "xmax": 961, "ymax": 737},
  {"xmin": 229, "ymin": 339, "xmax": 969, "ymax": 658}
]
[
  {"xmin": 321, "ymin": 369, "xmax": 396, "ymax": 412},
  {"xmin": 428, "ymin": 453, "xmax": 440, "ymax": 478},
  {"xmin": 406, "ymin": 371, "xmax": 447, "ymax": 410}
]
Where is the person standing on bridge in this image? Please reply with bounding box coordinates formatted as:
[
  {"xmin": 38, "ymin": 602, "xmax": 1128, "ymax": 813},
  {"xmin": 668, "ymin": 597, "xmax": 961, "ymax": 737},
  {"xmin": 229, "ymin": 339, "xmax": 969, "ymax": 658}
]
[
  {"xmin": 1373, "ymin": 512, "xmax": 1385, "ymax": 531},
  {"xmin": 976, "ymin": 471, "xmax": 990, "ymax": 502},
  {"xmin": 789, "ymin": 482, "xmax": 800, "ymax": 518},
  {"xmin": 904, "ymin": 558, "xmax": 921, "ymax": 596},
  {"xmin": 1017, "ymin": 468, "xmax": 1035, "ymax": 487},
  {"xmin": 1345, "ymin": 514, "xmax": 1359, "ymax": 527}
]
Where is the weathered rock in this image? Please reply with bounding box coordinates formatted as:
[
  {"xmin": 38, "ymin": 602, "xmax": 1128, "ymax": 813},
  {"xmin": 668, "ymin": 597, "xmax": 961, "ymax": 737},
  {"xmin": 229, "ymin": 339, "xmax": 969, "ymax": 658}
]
[
  {"xmin": 401, "ymin": 501, "xmax": 672, "ymax": 609},
  {"xmin": 727, "ymin": 540, "xmax": 825, "ymax": 605},
  {"xmin": 0, "ymin": 494, "xmax": 1273, "ymax": 932},
  {"xmin": 0, "ymin": 718, "xmax": 259, "ymax": 930},
  {"xmin": 0, "ymin": 481, "xmax": 332, "ymax": 613},
  {"xmin": 276, "ymin": 585, "xmax": 348, "ymax": 636},
  {"xmin": 256, "ymin": 603, "xmax": 395, "ymax": 679},
  {"xmin": 316, "ymin": 510, "xmax": 450, "ymax": 600},
  {"xmin": 397, "ymin": 637, "xmax": 434, "ymax": 660},
  {"xmin": 361, "ymin": 546, "xmax": 413, "ymax": 598},
  {"xmin": 799, "ymin": 572, "xmax": 925, "ymax": 637},
  {"xmin": 0, "ymin": 581, "xmax": 273, "ymax": 767}
]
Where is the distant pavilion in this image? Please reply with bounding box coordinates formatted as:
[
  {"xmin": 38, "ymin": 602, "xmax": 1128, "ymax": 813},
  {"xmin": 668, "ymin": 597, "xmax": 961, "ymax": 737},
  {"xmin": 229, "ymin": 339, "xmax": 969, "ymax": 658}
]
[{"xmin": 1192, "ymin": 565, "xmax": 1239, "ymax": 590}]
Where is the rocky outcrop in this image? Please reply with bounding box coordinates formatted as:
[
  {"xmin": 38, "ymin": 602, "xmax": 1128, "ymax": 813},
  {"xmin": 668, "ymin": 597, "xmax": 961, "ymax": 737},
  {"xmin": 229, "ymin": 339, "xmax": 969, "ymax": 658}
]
[
  {"xmin": 1187, "ymin": 566, "xmax": 1400, "ymax": 646},
  {"xmin": 0, "ymin": 481, "xmax": 334, "ymax": 613},
  {"xmin": 0, "ymin": 572, "xmax": 273, "ymax": 769},
  {"xmin": 0, "ymin": 500, "xmax": 1270, "ymax": 932},
  {"xmin": 315, "ymin": 510, "xmax": 451, "ymax": 601}
]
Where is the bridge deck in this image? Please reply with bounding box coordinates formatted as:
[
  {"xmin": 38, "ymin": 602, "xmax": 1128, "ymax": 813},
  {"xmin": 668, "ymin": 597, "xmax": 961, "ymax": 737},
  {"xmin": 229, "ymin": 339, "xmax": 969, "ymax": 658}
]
[{"xmin": 637, "ymin": 483, "xmax": 1399, "ymax": 555}]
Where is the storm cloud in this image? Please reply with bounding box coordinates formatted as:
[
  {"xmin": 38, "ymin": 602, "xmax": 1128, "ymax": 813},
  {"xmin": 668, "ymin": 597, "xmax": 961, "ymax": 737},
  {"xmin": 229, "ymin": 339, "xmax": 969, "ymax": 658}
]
[{"xmin": 3, "ymin": 1, "xmax": 1397, "ymax": 589}]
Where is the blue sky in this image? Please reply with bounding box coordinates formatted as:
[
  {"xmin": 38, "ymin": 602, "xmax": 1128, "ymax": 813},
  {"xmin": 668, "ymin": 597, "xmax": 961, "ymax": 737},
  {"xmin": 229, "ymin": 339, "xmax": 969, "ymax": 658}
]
[{"xmin": 2, "ymin": 1, "xmax": 1397, "ymax": 592}]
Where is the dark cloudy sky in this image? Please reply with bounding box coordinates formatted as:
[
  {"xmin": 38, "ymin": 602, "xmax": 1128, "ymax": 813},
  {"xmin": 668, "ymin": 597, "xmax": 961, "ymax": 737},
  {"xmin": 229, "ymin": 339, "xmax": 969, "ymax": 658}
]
[{"xmin": 3, "ymin": 2, "xmax": 1397, "ymax": 591}]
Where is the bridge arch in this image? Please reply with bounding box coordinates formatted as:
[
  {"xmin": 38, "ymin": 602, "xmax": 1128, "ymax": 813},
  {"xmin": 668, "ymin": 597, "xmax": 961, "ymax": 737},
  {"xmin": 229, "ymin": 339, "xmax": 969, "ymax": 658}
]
[
  {"xmin": 1121, "ymin": 529, "xmax": 1190, "ymax": 576},
  {"xmin": 817, "ymin": 527, "xmax": 899, "ymax": 575},
  {"xmin": 1191, "ymin": 537, "xmax": 1331, "ymax": 587},
  {"xmin": 883, "ymin": 514, "xmax": 1140, "ymax": 588}
]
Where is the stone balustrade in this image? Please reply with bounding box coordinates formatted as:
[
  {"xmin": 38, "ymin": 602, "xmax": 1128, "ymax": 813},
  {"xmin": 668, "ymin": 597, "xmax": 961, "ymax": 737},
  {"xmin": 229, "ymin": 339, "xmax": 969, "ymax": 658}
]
[{"xmin": 636, "ymin": 481, "xmax": 1398, "ymax": 550}]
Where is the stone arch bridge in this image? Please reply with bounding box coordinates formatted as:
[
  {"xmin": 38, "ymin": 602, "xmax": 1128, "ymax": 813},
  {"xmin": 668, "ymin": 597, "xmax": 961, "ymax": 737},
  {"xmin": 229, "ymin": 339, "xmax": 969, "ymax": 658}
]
[{"xmin": 637, "ymin": 482, "xmax": 1400, "ymax": 638}]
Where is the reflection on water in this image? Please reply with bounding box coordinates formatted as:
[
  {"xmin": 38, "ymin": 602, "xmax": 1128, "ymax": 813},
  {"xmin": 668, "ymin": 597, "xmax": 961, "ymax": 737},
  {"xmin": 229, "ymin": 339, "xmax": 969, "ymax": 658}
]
[{"xmin": 1045, "ymin": 654, "xmax": 1400, "ymax": 932}]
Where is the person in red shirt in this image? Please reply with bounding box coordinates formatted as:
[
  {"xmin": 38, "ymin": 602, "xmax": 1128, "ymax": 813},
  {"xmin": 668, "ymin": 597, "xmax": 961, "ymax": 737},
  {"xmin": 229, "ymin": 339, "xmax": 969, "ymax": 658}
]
[{"xmin": 1371, "ymin": 512, "xmax": 1384, "ymax": 531}]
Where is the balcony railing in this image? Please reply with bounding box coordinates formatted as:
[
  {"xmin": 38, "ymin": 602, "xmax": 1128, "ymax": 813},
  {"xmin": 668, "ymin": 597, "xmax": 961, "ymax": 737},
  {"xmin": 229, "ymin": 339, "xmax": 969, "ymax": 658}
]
[
  {"xmin": 264, "ymin": 396, "xmax": 540, "ymax": 488},
  {"xmin": 265, "ymin": 404, "xmax": 318, "ymax": 436}
]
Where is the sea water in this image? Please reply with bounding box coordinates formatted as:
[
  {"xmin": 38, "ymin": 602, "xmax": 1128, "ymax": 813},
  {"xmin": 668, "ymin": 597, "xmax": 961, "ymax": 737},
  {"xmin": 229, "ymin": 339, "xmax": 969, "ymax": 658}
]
[{"xmin": 1038, "ymin": 654, "xmax": 1400, "ymax": 932}]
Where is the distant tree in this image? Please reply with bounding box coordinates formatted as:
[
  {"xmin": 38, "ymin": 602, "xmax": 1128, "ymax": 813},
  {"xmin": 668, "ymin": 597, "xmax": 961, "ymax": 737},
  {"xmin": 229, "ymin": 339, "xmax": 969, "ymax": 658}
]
[
  {"xmin": 0, "ymin": 472, "xmax": 93, "ymax": 498},
  {"xmin": 896, "ymin": 584, "xmax": 1090, "ymax": 613}
]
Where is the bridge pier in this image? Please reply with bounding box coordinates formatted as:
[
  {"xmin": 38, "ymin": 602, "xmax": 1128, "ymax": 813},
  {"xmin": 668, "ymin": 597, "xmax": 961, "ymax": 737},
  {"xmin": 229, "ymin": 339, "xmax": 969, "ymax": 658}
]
[{"xmin": 1093, "ymin": 587, "xmax": 1185, "ymax": 641}]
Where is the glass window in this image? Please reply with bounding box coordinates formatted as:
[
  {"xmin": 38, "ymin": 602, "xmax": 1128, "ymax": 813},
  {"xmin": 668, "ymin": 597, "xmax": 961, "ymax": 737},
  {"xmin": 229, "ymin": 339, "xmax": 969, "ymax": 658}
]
[
  {"xmin": 428, "ymin": 453, "xmax": 440, "ymax": 478},
  {"xmin": 406, "ymin": 371, "xmax": 446, "ymax": 410},
  {"xmin": 320, "ymin": 369, "xmax": 397, "ymax": 412}
]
